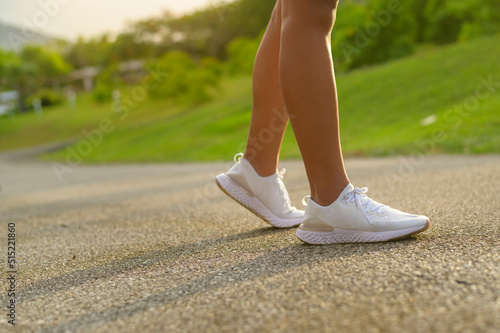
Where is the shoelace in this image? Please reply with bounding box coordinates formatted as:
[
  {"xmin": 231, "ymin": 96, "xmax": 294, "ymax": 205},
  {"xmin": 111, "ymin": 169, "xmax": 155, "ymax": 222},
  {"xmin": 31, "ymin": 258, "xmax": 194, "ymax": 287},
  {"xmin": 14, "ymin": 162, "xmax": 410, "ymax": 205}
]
[
  {"xmin": 345, "ymin": 187, "xmax": 386, "ymax": 225},
  {"xmin": 301, "ymin": 187, "xmax": 387, "ymax": 225},
  {"xmin": 276, "ymin": 168, "xmax": 292, "ymax": 209}
]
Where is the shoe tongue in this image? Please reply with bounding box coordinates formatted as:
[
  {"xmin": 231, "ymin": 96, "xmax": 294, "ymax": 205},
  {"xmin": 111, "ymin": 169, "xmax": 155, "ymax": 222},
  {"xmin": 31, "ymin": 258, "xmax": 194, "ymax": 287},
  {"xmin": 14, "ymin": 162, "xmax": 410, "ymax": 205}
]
[
  {"xmin": 341, "ymin": 183, "xmax": 355, "ymax": 196},
  {"xmin": 332, "ymin": 183, "xmax": 355, "ymax": 204}
]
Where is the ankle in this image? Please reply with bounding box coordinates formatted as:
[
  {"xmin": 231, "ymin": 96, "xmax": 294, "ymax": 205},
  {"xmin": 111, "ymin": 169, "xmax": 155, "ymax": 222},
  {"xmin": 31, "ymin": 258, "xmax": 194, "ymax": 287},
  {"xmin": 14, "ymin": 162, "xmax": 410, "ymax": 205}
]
[
  {"xmin": 311, "ymin": 180, "xmax": 349, "ymax": 206},
  {"xmin": 242, "ymin": 154, "xmax": 278, "ymax": 177}
]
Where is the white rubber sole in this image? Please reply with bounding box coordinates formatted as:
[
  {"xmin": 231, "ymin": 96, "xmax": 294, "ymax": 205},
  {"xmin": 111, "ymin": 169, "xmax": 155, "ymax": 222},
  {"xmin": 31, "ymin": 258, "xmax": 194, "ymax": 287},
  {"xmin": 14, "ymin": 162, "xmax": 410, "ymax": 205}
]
[
  {"xmin": 215, "ymin": 173, "xmax": 303, "ymax": 228},
  {"xmin": 296, "ymin": 220, "xmax": 431, "ymax": 244}
]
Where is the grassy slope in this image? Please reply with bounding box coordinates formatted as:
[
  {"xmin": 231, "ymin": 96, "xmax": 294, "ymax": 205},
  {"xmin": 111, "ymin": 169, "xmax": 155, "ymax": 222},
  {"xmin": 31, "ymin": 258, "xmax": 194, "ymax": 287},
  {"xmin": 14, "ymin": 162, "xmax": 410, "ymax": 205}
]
[
  {"xmin": 334, "ymin": 35, "xmax": 500, "ymax": 156},
  {"xmin": 0, "ymin": 34, "xmax": 499, "ymax": 162}
]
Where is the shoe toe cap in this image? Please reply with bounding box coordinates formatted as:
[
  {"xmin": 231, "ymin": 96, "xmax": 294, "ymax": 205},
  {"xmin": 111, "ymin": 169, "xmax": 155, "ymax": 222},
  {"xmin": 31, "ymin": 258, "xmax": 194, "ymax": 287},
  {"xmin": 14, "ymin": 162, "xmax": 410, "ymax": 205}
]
[{"xmin": 372, "ymin": 210, "xmax": 430, "ymax": 231}]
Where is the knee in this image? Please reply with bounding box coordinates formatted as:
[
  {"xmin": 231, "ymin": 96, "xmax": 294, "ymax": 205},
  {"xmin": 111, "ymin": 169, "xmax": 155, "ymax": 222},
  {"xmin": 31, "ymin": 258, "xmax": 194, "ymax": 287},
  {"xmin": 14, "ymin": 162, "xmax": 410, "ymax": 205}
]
[{"xmin": 282, "ymin": 0, "xmax": 339, "ymax": 33}]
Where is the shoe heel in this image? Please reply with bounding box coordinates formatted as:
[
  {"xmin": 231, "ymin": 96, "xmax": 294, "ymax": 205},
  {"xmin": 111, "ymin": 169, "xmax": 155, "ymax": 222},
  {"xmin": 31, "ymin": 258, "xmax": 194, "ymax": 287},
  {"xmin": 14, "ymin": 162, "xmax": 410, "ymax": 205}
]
[
  {"xmin": 300, "ymin": 216, "xmax": 334, "ymax": 232},
  {"xmin": 215, "ymin": 173, "xmax": 302, "ymax": 228}
]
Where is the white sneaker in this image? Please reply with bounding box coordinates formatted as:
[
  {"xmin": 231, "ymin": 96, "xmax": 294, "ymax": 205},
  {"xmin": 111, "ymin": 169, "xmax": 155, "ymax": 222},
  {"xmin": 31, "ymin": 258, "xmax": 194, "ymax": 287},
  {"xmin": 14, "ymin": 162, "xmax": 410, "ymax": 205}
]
[
  {"xmin": 296, "ymin": 183, "xmax": 431, "ymax": 244},
  {"xmin": 215, "ymin": 153, "xmax": 304, "ymax": 228}
]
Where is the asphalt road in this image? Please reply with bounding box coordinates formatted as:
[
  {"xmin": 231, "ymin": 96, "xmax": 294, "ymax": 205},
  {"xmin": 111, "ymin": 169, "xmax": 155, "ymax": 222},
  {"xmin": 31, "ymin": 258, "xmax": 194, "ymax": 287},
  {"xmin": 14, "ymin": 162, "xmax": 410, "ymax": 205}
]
[{"xmin": 0, "ymin": 153, "xmax": 498, "ymax": 332}]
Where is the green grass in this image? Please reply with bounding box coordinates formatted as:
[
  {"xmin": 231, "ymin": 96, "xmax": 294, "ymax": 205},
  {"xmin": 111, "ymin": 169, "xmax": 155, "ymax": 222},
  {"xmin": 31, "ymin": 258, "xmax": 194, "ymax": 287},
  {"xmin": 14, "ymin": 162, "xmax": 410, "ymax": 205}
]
[{"xmin": 1, "ymin": 34, "xmax": 499, "ymax": 163}]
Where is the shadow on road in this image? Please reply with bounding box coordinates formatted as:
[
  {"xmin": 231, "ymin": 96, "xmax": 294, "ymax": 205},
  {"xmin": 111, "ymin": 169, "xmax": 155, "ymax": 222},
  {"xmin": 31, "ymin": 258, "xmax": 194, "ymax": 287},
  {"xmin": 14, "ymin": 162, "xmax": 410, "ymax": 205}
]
[{"xmin": 25, "ymin": 227, "xmax": 417, "ymax": 332}]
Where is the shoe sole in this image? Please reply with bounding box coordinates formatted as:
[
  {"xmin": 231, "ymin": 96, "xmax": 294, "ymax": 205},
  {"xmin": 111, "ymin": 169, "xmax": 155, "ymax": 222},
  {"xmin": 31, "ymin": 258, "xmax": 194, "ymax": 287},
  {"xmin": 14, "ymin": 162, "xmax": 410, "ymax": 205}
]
[
  {"xmin": 296, "ymin": 219, "xmax": 431, "ymax": 244},
  {"xmin": 215, "ymin": 173, "xmax": 303, "ymax": 228}
]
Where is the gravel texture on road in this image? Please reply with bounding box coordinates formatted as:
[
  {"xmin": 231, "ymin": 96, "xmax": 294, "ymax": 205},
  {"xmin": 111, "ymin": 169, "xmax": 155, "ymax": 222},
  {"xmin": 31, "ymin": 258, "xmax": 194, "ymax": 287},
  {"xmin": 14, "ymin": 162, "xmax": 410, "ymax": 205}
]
[{"xmin": 0, "ymin": 154, "xmax": 498, "ymax": 332}]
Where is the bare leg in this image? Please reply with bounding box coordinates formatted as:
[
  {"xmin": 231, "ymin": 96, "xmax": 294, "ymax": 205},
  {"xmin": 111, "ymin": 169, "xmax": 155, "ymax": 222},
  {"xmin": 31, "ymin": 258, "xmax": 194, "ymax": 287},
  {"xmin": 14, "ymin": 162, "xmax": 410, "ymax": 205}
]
[
  {"xmin": 280, "ymin": 0, "xmax": 349, "ymax": 206},
  {"xmin": 243, "ymin": 0, "xmax": 288, "ymax": 177},
  {"xmin": 222, "ymin": 0, "xmax": 430, "ymax": 241}
]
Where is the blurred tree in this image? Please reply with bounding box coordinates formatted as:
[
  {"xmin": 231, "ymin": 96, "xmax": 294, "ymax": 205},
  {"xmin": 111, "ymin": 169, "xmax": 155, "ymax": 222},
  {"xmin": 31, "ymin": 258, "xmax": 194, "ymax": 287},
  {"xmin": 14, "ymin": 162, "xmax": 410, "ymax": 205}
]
[
  {"xmin": 0, "ymin": 48, "xmax": 6, "ymax": 82},
  {"xmin": 1, "ymin": 45, "xmax": 71, "ymax": 110},
  {"xmin": 332, "ymin": 0, "xmax": 416, "ymax": 71},
  {"xmin": 214, "ymin": 0, "xmax": 274, "ymax": 57},
  {"xmin": 423, "ymin": 0, "xmax": 500, "ymax": 44},
  {"xmin": 92, "ymin": 63, "xmax": 121, "ymax": 102},
  {"xmin": 45, "ymin": 0, "xmax": 500, "ymax": 79},
  {"xmin": 165, "ymin": 7, "xmax": 225, "ymax": 57},
  {"xmin": 410, "ymin": 0, "xmax": 430, "ymax": 42},
  {"xmin": 130, "ymin": 0, "xmax": 274, "ymax": 59},
  {"xmin": 148, "ymin": 51, "xmax": 222, "ymax": 105},
  {"xmin": 423, "ymin": 0, "xmax": 463, "ymax": 44},
  {"xmin": 64, "ymin": 35, "xmax": 112, "ymax": 68},
  {"xmin": 447, "ymin": 0, "xmax": 500, "ymax": 41},
  {"xmin": 104, "ymin": 32, "xmax": 155, "ymax": 64},
  {"xmin": 226, "ymin": 36, "xmax": 260, "ymax": 75},
  {"xmin": 64, "ymin": 31, "xmax": 156, "ymax": 71},
  {"xmin": 1, "ymin": 49, "xmax": 37, "ymax": 110},
  {"xmin": 20, "ymin": 45, "xmax": 72, "ymax": 85},
  {"xmin": 0, "ymin": 48, "xmax": 22, "ymax": 90}
]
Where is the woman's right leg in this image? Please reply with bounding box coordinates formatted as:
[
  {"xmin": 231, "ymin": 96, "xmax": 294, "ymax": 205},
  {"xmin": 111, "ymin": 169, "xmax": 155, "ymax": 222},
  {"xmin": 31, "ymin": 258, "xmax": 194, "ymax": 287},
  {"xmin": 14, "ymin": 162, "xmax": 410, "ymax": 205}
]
[
  {"xmin": 279, "ymin": 0, "xmax": 349, "ymax": 206},
  {"xmin": 280, "ymin": 0, "xmax": 430, "ymax": 244}
]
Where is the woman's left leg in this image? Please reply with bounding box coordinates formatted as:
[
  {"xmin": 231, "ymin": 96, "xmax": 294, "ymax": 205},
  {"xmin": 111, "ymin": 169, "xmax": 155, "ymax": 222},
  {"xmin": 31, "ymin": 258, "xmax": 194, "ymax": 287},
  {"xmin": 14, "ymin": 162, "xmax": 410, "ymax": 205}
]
[
  {"xmin": 243, "ymin": 0, "xmax": 288, "ymax": 177},
  {"xmin": 215, "ymin": 0, "xmax": 304, "ymax": 229}
]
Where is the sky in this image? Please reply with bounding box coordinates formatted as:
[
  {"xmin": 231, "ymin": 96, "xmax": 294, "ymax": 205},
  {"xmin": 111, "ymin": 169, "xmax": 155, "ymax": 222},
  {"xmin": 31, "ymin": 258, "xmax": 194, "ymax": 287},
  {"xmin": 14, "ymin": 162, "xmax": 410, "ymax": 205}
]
[{"xmin": 0, "ymin": 0, "xmax": 218, "ymax": 40}]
